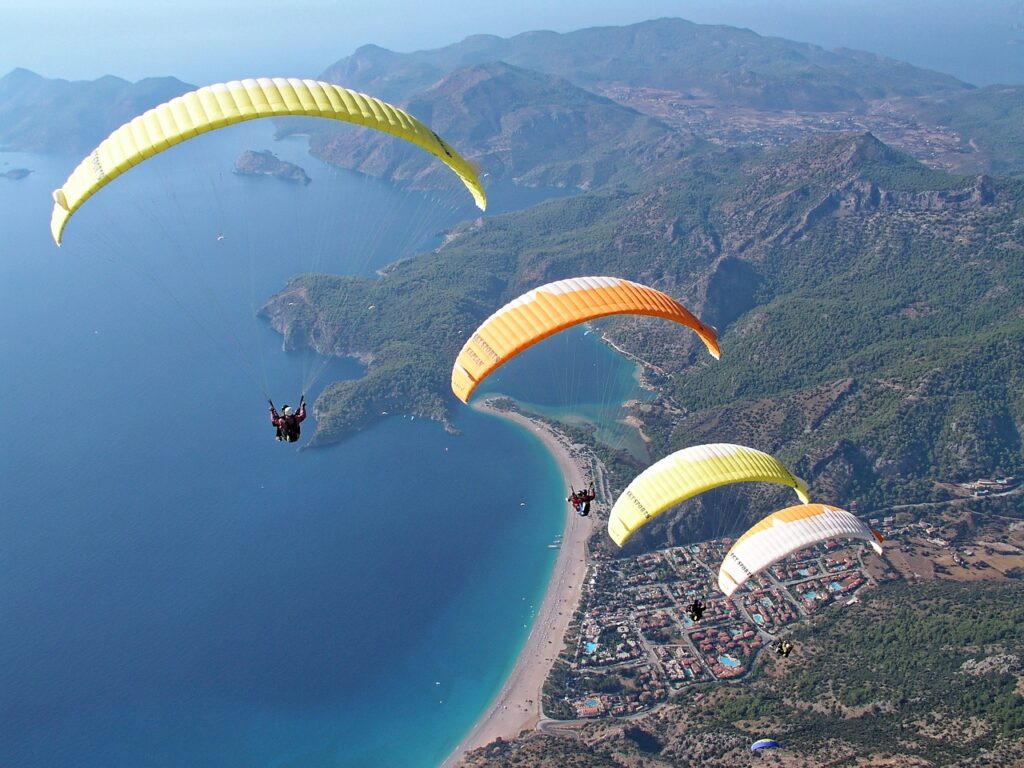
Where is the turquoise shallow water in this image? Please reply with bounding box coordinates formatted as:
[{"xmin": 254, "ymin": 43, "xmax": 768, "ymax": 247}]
[
  {"xmin": 0, "ymin": 127, "xmax": 616, "ymax": 767},
  {"xmin": 478, "ymin": 326, "xmax": 652, "ymax": 461}
]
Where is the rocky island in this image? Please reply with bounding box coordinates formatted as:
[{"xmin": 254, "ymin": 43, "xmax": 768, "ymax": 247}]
[{"xmin": 233, "ymin": 149, "xmax": 311, "ymax": 184}]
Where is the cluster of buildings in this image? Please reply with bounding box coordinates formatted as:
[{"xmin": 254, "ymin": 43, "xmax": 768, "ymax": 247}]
[
  {"xmin": 561, "ymin": 538, "xmax": 875, "ymax": 720},
  {"xmin": 732, "ymin": 587, "xmax": 798, "ymax": 632},
  {"xmin": 689, "ymin": 620, "xmax": 764, "ymax": 679},
  {"xmin": 868, "ymin": 515, "xmax": 898, "ymax": 538},
  {"xmin": 960, "ymin": 476, "xmax": 1017, "ymax": 497},
  {"xmin": 652, "ymin": 643, "xmax": 706, "ymax": 684},
  {"xmin": 570, "ymin": 660, "xmax": 670, "ymax": 718},
  {"xmin": 789, "ymin": 572, "xmax": 867, "ymax": 613}
]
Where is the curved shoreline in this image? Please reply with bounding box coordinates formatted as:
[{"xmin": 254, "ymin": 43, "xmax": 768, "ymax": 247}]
[{"xmin": 441, "ymin": 399, "xmax": 595, "ymax": 767}]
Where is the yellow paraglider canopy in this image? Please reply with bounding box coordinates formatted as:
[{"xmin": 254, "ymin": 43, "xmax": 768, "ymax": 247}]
[
  {"xmin": 608, "ymin": 443, "xmax": 809, "ymax": 546},
  {"xmin": 51, "ymin": 77, "xmax": 487, "ymax": 245}
]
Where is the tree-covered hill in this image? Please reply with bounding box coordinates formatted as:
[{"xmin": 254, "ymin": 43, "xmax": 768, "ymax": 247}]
[
  {"xmin": 262, "ymin": 131, "xmax": 1024, "ymax": 535},
  {"xmin": 282, "ymin": 60, "xmax": 699, "ymax": 192},
  {"xmin": 627, "ymin": 134, "xmax": 1024, "ymax": 531}
]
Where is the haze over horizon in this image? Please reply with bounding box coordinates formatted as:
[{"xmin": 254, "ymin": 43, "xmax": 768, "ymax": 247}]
[{"xmin": 6, "ymin": 0, "xmax": 1024, "ymax": 87}]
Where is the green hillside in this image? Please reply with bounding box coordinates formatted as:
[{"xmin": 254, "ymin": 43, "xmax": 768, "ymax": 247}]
[{"xmin": 263, "ymin": 131, "xmax": 1024, "ymax": 542}]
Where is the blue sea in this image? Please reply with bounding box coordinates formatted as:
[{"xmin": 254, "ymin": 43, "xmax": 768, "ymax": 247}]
[{"xmin": 0, "ymin": 125, "xmax": 640, "ymax": 767}]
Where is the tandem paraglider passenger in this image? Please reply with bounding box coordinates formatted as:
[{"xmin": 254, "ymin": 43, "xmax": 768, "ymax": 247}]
[
  {"xmin": 269, "ymin": 396, "xmax": 306, "ymax": 443},
  {"xmin": 567, "ymin": 485, "xmax": 597, "ymax": 516},
  {"xmin": 773, "ymin": 639, "xmax": 794, "ymax": 658},
  {"xmin": 686, "ymin": 599, "xmax": 706, "ymax": 623}
]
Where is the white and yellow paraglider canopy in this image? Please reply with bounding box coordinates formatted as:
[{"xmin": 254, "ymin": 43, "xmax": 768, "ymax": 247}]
[{"xmin": 719, "ymin": 503, "xmax": 884, "ymax": 597}]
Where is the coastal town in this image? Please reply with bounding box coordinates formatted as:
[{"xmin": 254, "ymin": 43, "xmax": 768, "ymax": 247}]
[
  {"xmin": 596, "ymin": 84, "xmax": 980, "ymax": 175},
  {"xmin": 542, "ymin": 478, "xmax": 1024, "ymax": 723},
  {"xmin": 547, "ymin": 536, "xmax": 876, "ymax": 720},
  {"xmin": 449, "ymin": 401, "xmax": 1024, "ymax": 767}
]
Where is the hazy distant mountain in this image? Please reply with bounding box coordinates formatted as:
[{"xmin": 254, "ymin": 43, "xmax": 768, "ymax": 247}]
[
  {"xmin": 315, "ymin": 18, "xmax": 1024, "ymax": 180},
  {"xmin": 0, "ymin": 68, "xmax": 192, "ymax": 154},
  {"xmin": 2, "ymin": 18, "xmax": 1014, "ymax": 181},
  {"xmin": 321, "ymin": 18, "xmax": 969, "ymax": 109},
  {"xmin": 285, "ymin": 61, "xmax": 699, "ymax": 191}
]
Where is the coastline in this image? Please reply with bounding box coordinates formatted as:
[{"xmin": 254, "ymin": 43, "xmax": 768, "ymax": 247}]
[{"xmin": 441, "ymin": 398, "xmax": 595, "ymax": 767}]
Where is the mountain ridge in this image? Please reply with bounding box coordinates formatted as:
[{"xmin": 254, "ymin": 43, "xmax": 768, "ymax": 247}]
[
  {"xmin": 321, "ymin": 17, "xmax": 969, "ymax": 107},
  {"xmin": 0, "ymin": 68, "xmax": 193, "ymax": 154},
  {"xmin": 285, "ymin": 60, "xmax": 699, "ymax": 193}
]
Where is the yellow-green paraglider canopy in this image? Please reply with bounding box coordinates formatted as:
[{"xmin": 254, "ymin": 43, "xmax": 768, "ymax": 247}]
[
  {"xmin": 608, "ymin": 443, "xmax": 809, "ymax": 546},
  {"xmin": 51, "ymin": 77, "xmax": 487, "ymax": 245}
]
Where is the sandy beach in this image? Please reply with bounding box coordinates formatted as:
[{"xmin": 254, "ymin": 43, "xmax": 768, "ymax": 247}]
[{"xmin": 441, "ymin": 399, "xmax": 596, "ymax": 767}]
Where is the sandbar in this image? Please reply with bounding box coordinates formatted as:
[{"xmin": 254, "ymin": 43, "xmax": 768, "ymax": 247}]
[{"xmin": 441, "ymin": 398, "xmax": 595, "ymax": 766}]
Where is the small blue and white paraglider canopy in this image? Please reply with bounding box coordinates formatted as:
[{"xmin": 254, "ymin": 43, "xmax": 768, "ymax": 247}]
[{"xmin": 751, "ymin": 738, "xmax": 779, "ymax": 752}]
